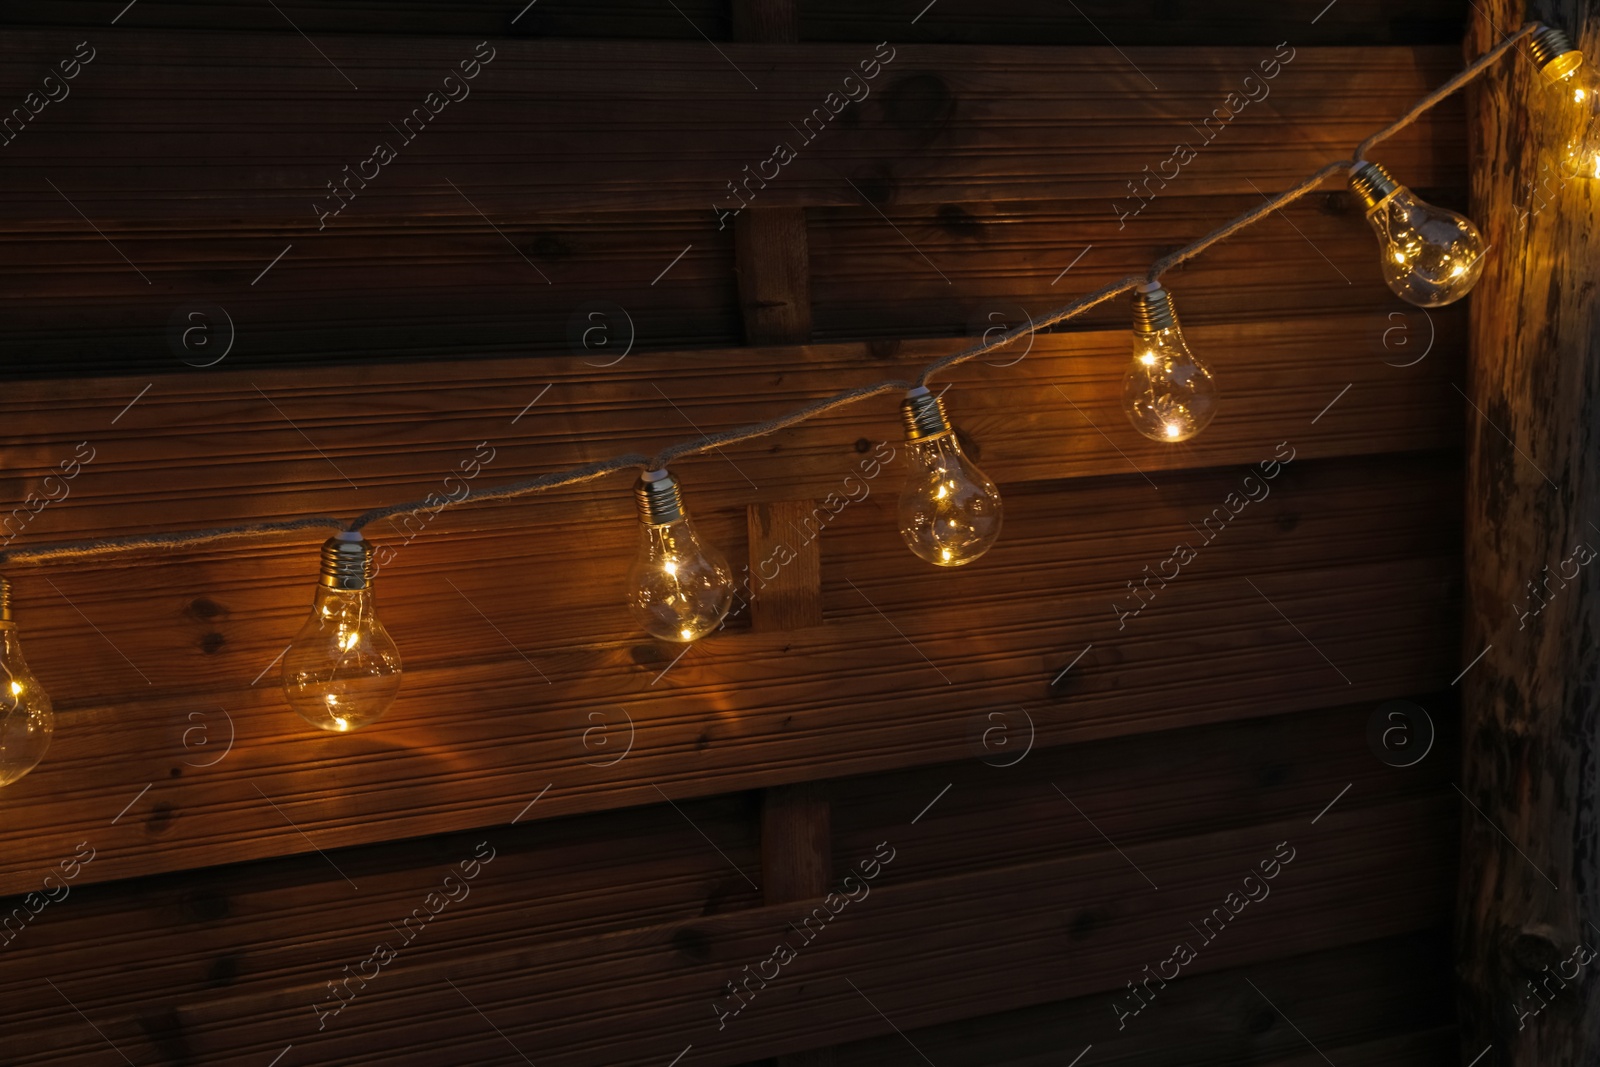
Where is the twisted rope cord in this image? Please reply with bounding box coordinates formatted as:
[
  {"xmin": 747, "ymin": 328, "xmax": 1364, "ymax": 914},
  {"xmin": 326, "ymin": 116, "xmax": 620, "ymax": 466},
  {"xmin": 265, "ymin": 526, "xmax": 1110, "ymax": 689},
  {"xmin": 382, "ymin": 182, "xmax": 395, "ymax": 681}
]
[
  {"xmin": 1147, "ymin": 160, "xmax": 1356, "ymax": 281},
  {"xmin": 0, "ymin": 22, "xmax": 1544, "ymax": 567},
  {"xmin": 349, "ymin": 453, "xmax": 652, "ymax": 532},
  {"xmin": 915, "ymin": 274, "xmax": 1142, "ymax": 387},
  {"xmin": 0, "ymin": 517, "xmax": 349, "ymax": 565},
  {"xmin": 650, "ymin": 379, "xmax": 913, "ymax": 469}
]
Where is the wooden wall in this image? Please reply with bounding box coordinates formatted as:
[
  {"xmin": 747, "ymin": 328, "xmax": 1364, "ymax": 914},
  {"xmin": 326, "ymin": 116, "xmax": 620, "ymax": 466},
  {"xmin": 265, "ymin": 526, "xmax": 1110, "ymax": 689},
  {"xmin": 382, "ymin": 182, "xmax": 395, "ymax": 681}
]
[{"xmin": 0, "ymin": 1, "xmax": 1467, "ymax": 1063}]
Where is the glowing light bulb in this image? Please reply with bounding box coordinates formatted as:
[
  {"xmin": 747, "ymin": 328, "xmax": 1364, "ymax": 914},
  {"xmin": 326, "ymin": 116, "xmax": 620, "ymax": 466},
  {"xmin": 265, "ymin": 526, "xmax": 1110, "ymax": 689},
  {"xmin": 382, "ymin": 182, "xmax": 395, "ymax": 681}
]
[
  {"xmin": 627, "ymin": 469, "xmax": 734, "ymax": 642},
  {"xmin": 1348, "ymin": 162, "xmax": 1486, "ymax": 307},
  {"xmin": 897, "ymin": 387, "xmax": 1002, "ymax": 567},
  {"xmin": 1122, "ymin": 282, "xmax": 1218, "ymax": 443},
  {"xmin": 282, "ymin": 532, "xmax": 402, "ymax": 733},
  {"xmin": 1529, "ymin": 25, "xmax": 1600, "ymax": 179},
  {"xmin": 0, "ymin": 578, "xmax": 53, "ymax": 788}
]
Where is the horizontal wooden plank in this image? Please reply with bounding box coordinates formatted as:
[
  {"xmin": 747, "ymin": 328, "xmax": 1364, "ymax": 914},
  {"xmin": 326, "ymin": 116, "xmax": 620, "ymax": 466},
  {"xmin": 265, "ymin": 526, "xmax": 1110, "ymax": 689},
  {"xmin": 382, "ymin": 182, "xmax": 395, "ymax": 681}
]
[
  {"xmin": 828, "ymin": 692, "xmax": 1458, "ymax": 885},
  {"xmin": 0, "ymin": 700, "xmax": 1447, "ymax": 1037},
  {"xmin": 0, "ymin": 0, "xmax": 1463, "ymax": 45},
  {"xmin": 0, "ymin": 188, "xmax": 1474, "ymax": 375},
  {"xmin": 0, "ymin": 209, "xmax": 743, "ymax": 376},
  {"xmin": 0, "ymin": 548, "xmax": 1460, "ymax": 892},
  {"xmin": 829, "ymin": 931, "xmax": 1454, "ymax": 1066},
  {"xmin": 0, "ymin": 38, "xmax": 1463, "ymax": 221},
  {"xmin": 803, "ymin": 1, "xmax": 1466, "ymax": 47},
  {"xmin": 0, "ymin": 796, "xmax": 1454, "ymax": 1065},
  {"xmin": 0, "ymin": 793, "xmax": 762, "ymax": 1035},
  {"xmin": 0, "ymin": 314, "xmax": 1464, "ymax": 545},
  {"xmin": 809, "ymin": 191, "xmax": 1472, "ymax": 340}
]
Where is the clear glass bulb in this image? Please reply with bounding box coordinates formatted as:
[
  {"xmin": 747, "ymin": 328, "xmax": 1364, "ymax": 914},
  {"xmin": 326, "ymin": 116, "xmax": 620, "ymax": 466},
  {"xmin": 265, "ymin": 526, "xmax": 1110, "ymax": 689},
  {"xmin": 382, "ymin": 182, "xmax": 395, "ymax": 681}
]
[
  {"xmin": 627, "ymin": 471, "xmax": 734, "ymax": 642},
  {"xmin": 1351, "ymin": 163, "xmax": 1485, "ymax": 307},
  {"xmin": 0, "ymin": 584, "xmax": 54, "ymax": 788},
  {"xmin": 283, "ymin": 535, "xmax": 401, "ymax": 733},
  {"xmin": 1123, "ymin": 284, "xmax": 1218, "ymax": 443},
  {"xmin": 897, "ymin": 388, "xmax": 1002, "ymax": 567},
  {"xmin": 1531, "ymin": 28, "xmax": 1600, "ymax": 179}
]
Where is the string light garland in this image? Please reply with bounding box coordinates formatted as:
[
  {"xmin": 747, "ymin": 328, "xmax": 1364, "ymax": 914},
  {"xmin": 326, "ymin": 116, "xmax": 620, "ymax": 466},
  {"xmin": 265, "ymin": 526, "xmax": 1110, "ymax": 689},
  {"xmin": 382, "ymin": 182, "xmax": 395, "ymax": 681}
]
[{"xmin": 0, "ymin": 21, "xmax": 1586, "ymax": 770}]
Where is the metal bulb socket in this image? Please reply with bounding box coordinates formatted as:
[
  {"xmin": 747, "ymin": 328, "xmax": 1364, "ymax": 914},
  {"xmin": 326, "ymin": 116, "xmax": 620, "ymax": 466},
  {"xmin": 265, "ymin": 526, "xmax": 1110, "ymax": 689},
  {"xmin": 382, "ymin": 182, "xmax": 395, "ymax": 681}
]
[
  {"xmin": 636, "ymin": 469, "xmax": 686, "ymax": 525},
  {"xmin": 901, "ymin": 387, "xmax": 953, "ymax": 442},
  {"xmin": 1348, "ymin": 162, "xmax": 1401, "ymax": 211},
  {"xmin": 319, "ymin": 532, "xmax": 375, "ymax": 590},
  {"xmin": 1530, "ymin": 24, "xmax": 1584, "ymax": 81},
  {"xmin": 1131, "ymin": 283, "xmax": 1179, "ymax": 335},
  {"xmin": 0, "ymin": 576, "xmax": 11, "ymax": 623}
]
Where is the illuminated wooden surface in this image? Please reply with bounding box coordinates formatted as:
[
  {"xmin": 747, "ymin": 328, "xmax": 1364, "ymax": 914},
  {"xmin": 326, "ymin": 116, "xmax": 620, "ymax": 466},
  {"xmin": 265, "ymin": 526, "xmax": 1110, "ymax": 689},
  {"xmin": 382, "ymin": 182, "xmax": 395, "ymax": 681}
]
[{"xmin": 0, "ymin": 2, "xmax": 1471, "ymax": 1063}]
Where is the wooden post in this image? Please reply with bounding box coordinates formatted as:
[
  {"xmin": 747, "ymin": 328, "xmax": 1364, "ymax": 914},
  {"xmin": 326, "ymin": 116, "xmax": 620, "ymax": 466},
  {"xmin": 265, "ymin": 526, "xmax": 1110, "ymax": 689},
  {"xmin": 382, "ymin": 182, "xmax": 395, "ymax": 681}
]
[
  {"xmin": 1461, "ymin": 2, "xmax": 1600, "ymax": 1062},
  {"xmin": 748, "ymin": 501, "xmax": 834, "ymax": 1066},
  {"xmin": 731, "ymin": 0, "xmax": 811, "ymax": 349},
  {"xmin": 728, "ymin": 7, "xmax": 829, "ymax": 1060},
  {"xmin": 746, "ymin": 501, "xmax": 826, "ymax": 631},
  {"xmin": 745, "ymin": 498, "xmax": 829, "ymax": 906},
  {"xmin": 735, "ymin": 209, "xmax": 813, "ymax": 345},
  {"xmin": 731, "ymin": 0, "xmax": 798, "ymax": 43}
]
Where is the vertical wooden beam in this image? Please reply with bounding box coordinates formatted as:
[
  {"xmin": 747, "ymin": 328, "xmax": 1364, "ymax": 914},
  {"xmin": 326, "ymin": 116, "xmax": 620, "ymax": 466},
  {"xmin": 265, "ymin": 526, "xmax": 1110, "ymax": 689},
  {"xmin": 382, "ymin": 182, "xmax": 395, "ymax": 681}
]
[
  {"xmin": 749, "ymin": 498, "xmax": 833, "ymax": 1067},
  {"xmin": 731, "ymin": 3, "xmax": 828, "ymax": 1057},
  {"xmin": 732, "ymin": 0, "xmax": 811, "ymax": 348},
  {"xmin": 745, "ymin": 500, "xmax": 829, "ymax": 893},
  {"xmin": 746, "ymin": 501, "xmax": 825, "ymax": 631},
  {"xmin": 735, "ymin": 209, "xmax": 813, "ymax": 345},
  {"xmin": 1461, "ymin": 3, "xmax": 1600, "ymax": 1063},
  {"xmin": 761, "ymin": 782, "xmax": 832, "ymax": 903},
  {"xmin": 731, "ymin": 0, "xmax": 798, "ymax": 44}
]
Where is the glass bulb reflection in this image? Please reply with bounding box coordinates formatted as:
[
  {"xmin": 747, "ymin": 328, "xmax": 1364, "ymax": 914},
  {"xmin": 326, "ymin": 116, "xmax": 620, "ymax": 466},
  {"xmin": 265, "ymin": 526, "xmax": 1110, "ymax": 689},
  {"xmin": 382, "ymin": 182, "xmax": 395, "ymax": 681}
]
[
  {"xmin": 1545, "ymin": 70, "xmax": 1600, "ymax": 178},
  {"xmin": 1352, "ymin": 164, "xmax": 1485, "ymax": 307},
  {"xmin": 1123, "ymin": 285, "xmax": 1218, "ymax": 443},
  {"xmin": 0, "ymin": 599, "xmax": 53, "ymax": 788},
  {"xmin": 627, "ymin": 472, "xmax": 733, "ymax": 642},
  {"xmin": 283, "ymin": 536, "xmax": 401, "ymax": 733},
  {"xmin": 897, "ymin": 390, "xmax": 1002, "ymax": 567},
  {"xmin": 1531, "ymin": 28, "xmax": 1600, "ymax": 179}
]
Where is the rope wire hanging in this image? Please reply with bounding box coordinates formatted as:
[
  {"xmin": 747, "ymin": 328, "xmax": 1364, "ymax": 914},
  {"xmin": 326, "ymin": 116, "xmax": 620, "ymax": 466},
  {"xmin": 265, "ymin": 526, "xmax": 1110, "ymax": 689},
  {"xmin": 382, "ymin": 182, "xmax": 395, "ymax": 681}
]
[{"xmin": 0, "ymin": 20, "xmax": 1559, "ymax": 568}]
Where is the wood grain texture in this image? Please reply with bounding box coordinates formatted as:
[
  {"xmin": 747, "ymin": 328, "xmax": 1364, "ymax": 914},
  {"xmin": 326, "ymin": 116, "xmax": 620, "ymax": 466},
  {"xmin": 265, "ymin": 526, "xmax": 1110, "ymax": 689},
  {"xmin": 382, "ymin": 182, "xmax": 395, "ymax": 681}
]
[
  {"xmin": 0, "ymin": 0, "xmax": 1463, "ymax": 44},
  {"xmin": 762, "ymin": 781, "xmax": 832, "ymax": 903},
  {"xmin": 0, "ymin": 700, "xmax": 1454, "ymax": 1062},
  {"xmin": 0, "ymin": 190, "xmax": 1467, "ymax": 376},
  {"xmin": 807, "ymin": 191, "xmax": 1470, "ymax": 339},
  {"xmin": 803, "ymin": 0, "xmax": 1466, "ymax": 46},
  {"xmin": 0, "ymin": 790, "xmax": 1453, "ymax": 1065},
  {"xmin": 0, "ymin": 703, "xmax": 1433, "ymax": 1055},
  {"xmin": 0, "ymin": 445, "xmax": 1460, "ymax": 892},
  {"xmin": 748, "ymin": 501, "xmax": 826, "ymax": 632},
  {"xmin": 828, "ymin": 695, "xmax": 1458, "ymax": 885},
  {"xmin": 733, "ymin": 0, "xmax": 799, "ymax": 44},
  {"xmin": 736, "ymin": 208, "xmax": 814, "ymax": 345},
  {"xmin": 0, "ymin": 12, "xmax": 1473, "ymax": 1063},
  {"xmin": 0, "ymin": 38, "xmax": 1463, "ymax": 221},
  {"xmin": 0, "ymin": 209, "xmax": 743, "ymax": 376},
  {"xmin": 1460, "ymin": 1, "xmax": 1600, "ymax": 1063},
  {"xmin": 0, "ymin": 316, "xmax": 1463, "ymax": 546},
  {"xmin": 0, "ymin": 0, "xmax": 728, "ymax": 36},
  {"xmin": 829, "ymin": 932, "xmax": 1455, "ymax": 1066}
]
